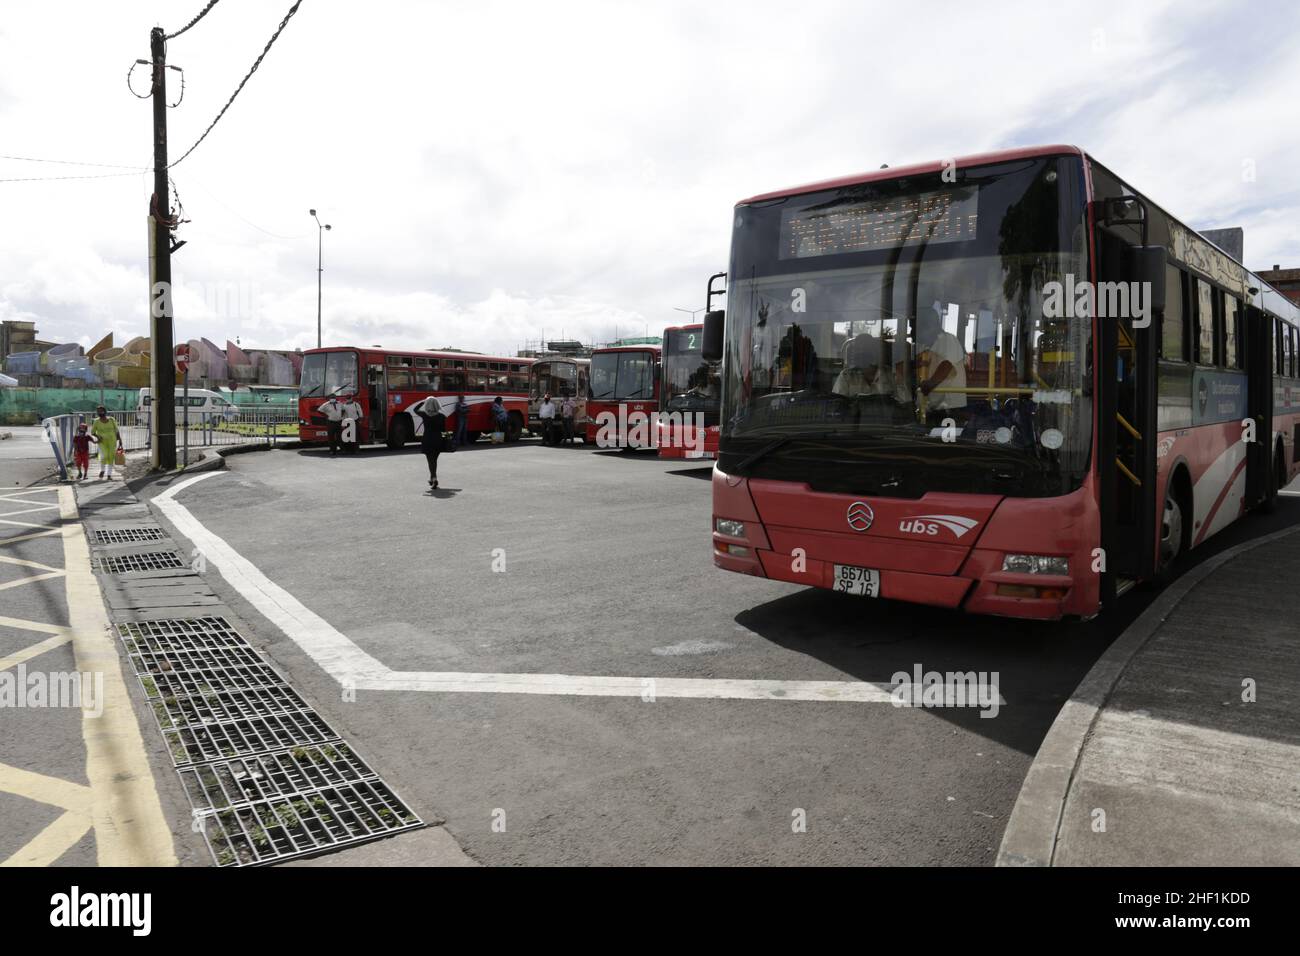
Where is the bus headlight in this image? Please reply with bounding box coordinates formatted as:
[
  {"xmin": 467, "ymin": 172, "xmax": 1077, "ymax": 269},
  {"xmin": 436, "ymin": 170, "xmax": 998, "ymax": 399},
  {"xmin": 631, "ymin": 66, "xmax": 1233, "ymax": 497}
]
[
  {"xmin": 715, "ymin": 519, "xmax": 745, "ymax": 537},
  {"xmin": 1002, "ymin": 554, "xmax": 1069, "ymax": 575}
]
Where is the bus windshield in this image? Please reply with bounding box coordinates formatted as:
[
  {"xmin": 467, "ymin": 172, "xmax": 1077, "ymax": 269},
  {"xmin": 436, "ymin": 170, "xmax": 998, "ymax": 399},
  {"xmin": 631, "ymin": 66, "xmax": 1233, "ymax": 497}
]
[
  {"xmin": 721, "ymin": 155, "xmax": 1092, "ymax": 498},
  {"xmin": 662, "ymin": 329, "xmax": 720, "ymax": 422},
  {"xmin": 300, "ymin": 351, "xmax": 358, "ymax": 398},
  {"xmin": 590, "ymin": 350, "xmax": 656, "ymax": 401}
]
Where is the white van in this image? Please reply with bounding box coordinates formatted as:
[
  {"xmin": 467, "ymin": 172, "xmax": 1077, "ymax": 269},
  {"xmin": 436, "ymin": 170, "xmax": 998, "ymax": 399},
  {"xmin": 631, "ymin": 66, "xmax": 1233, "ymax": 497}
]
[{"xmin": 137, "ymin": 387, "xmax": 238, "ymax": 422}]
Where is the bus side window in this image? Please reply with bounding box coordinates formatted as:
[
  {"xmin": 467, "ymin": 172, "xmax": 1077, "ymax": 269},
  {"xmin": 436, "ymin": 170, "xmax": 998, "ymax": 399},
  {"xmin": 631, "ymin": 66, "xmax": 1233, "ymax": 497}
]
[
  {"xmin": 1160, "ymin": 265, "xmax": 1186, "ymax": 361},
  {"xmin": 1223, "ymin": 297, "xmax": 1240, "ymax": 370},
  {"xmin": 1289, "ymin": 326, "xmax": 1297, "ymax": 378},
  {"xmin": 465, "ymin": 371, "xmax": 488, "ymax": 392},
  {"xmin": 1195, "ymin": 278, "xmax": 1215, "ymax": 365}
]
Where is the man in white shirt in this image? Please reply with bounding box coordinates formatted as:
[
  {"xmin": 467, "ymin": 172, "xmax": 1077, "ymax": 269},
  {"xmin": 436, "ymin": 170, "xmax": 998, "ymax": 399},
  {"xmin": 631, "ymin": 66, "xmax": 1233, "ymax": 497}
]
[
  {"xmin": 317, "ymin": 395, "xmax": 345, "ymax": 456},
  {"xmin": 560, "ymin": 393, "xmax": 577, "ymax": 445},
  {"xmin": 917, "ymin": 307, "xmax": 967, "ymax": 418},
  {"xmin": 538, "ymin": 393, "xmax": 557, "ymax": 445},
  {"xmin": 338, "ymin": 392, "xmax": 364, "ymax": 453}
]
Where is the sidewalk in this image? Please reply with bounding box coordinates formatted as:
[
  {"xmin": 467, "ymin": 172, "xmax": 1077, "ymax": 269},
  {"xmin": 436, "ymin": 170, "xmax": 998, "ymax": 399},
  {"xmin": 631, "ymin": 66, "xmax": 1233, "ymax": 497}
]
[{"xmin": 999, "ymin": 523, "xmax": 1300, "ymax": 866}]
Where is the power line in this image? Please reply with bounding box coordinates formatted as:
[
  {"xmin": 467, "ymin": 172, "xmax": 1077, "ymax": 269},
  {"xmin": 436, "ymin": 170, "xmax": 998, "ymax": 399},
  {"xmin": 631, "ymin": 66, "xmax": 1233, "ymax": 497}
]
[
  {"xmin": 166, "ymin": 0, "xmax": 222, "ymax": 41},
  {"xmin": 169, "ymin": 0, "xmax": 304, "ymax": 169},
  {"xmin": 0, "ymin": 154, "xmax": 148, "ymax": 170},
  {"xmin": 0, "ymin": 170, "xmax": 143, "ymax": 184}
]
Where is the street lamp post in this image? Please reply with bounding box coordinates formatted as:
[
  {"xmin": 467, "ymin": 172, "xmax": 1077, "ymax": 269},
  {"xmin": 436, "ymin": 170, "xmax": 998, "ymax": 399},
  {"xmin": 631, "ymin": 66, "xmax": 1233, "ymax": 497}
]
[
  {"xmin": 673, "ymin": 306, "xmax": 705, "ymax": 323},
  {"xmin": 310, "ymin": 209, "xmax": 332, "ymax": 348}
]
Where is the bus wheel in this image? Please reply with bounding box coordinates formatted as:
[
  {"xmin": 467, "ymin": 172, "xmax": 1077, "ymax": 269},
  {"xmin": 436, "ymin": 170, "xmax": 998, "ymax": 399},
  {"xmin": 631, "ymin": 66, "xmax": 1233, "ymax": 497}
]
[
  {"xmin": 386, "ymin": 416, "xmax": 410, "ymax": 449},
  {"xmin": 505, "ymin": 412, "xmax": 524, "ymax": 442},
  {"xmin": 1155, "ymin": 486, "xmax": 1185, "ymax": 584}
]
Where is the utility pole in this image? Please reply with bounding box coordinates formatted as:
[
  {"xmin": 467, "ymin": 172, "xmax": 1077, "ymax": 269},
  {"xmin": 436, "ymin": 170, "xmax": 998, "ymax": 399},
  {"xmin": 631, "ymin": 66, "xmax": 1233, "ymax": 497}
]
[{"xmin": 149, "ymin": 26, "xmax": 176, "ymax": 470}]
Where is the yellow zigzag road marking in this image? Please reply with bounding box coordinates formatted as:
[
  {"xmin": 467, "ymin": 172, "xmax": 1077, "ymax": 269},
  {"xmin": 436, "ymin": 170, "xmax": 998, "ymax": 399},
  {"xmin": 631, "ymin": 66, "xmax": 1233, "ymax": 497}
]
[
  {"xmin": 57, "ymin": 487, "xmax": 176, "ymax": 867},
  {"xmin": 0, "ymin": 762, "xmax": 93, "ymax": 868},
  {"xmin": 0, "ymin": 570, "xmax": 66, "ymax": 593},
  {"xmin": 0, "ymin": 632, "xmax": 73, "ymax": 672}
]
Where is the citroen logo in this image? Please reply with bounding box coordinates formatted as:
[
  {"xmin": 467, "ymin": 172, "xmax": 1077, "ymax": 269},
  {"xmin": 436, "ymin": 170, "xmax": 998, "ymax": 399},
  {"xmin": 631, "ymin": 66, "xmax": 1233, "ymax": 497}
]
[{"xmin": 847, "ymin": 501, "xmax": 875, "ymax": 532}]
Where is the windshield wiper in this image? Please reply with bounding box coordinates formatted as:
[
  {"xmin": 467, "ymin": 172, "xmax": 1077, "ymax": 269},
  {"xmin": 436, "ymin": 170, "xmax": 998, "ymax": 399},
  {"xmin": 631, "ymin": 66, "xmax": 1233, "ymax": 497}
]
[{"xmin": 736, "ymin": 435, "xmax": 792, "ymax": 470}]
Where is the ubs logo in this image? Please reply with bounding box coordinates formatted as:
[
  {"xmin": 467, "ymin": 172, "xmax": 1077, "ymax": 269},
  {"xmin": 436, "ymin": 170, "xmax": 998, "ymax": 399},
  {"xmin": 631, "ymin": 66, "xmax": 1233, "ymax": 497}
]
[{"xmin": 846, "ymin": 501, "xmax": 875, "ymax": 532}]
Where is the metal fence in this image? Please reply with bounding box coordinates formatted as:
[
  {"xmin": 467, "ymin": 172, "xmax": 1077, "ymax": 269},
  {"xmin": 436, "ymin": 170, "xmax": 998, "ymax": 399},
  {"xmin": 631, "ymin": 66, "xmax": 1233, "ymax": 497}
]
[{"xmin": 42, "ymin": 408, "xmax": 299, "ymax": 476}]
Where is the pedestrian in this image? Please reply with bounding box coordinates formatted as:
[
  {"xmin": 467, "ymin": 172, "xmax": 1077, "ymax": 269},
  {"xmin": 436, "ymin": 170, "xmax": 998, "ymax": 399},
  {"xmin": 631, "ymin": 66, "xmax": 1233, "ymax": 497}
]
[
  {"xmin": 560, "ymin": 391, "xmax": 577, "ymax": 445},
  {"xmin": 71, "ymin": 422, "xmax": 95, "ymax": 480},
  {"xmin": 89, "ymin": 406, "xmax": 123, "ymax": 480},
  {"xmin": 318, "ymin": 394, "xmax": 344, "ymax": 456},
  {"xmin": 413, "ymin": 396, "xmax": 447, "ymax": 489},
  {"xmin": 538, "ymin": 392, "xmax": 557, "ymax": 445},
  {"xmin": 453, "ymin": 393, "xmax": 469, "ymax": 449},
  {"xmin": 490, "ymin": 396, "xmax": 509, "ymax": 440},
  {"xmin": 339, "ymin": 392, "xmax": 364, "ymax": 454}
]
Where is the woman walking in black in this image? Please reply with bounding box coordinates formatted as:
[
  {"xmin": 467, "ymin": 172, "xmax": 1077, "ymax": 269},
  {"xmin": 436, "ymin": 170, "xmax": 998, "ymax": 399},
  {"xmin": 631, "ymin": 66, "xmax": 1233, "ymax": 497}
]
[{"xmin": 414, "ymin": 397, "xmax": 447, "ymax": 489}]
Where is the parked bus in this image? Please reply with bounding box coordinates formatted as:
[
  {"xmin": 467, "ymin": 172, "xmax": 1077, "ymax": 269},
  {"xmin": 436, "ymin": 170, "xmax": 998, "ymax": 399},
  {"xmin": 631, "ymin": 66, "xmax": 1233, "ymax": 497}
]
[
  {"xmin": 586, "ymin": 344, "xmax": 661, "ymax": 448},
  {"xmin": 529, "ymin": 356, "xmax": 590, "ymax": 441},
  {"xmin": 298, "ymin": 347, "xmax": 532, "ymax": 447},
  {"xmin": 657, "ymin": 323, "xmax": 721, "ymax": 459},
  {"xmin": 705, "ymin": 144, "xmax": 1300, "ymax": 620}
]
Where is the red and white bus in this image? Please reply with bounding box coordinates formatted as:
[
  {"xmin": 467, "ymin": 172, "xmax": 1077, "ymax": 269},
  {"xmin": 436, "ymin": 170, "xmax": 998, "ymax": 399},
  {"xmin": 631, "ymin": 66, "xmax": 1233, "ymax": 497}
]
[
  {"xmin": 705, "ymin": 145, "xmax": 1300, "ymax": 620},
  {"xmin": 657, "ymin": 324, "xmax": 721, "ymax": 459},
  {"xmin": 298, "ymin": 347, "xmax": 532, "ymax": 447},
  {"xmin": 586, "ymin": 344, "xmax": 661, "ymax": 448}
]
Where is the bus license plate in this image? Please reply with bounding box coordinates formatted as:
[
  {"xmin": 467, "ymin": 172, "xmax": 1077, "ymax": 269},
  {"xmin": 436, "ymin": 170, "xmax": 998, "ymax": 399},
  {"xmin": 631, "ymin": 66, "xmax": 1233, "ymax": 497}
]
[
  {"xmin": 685, "ymin": 450, "xmax": 715, "ymax": 460},
  {"xmin": 833, "ymin": 565, "xmax": 880, "ymax": 597}
]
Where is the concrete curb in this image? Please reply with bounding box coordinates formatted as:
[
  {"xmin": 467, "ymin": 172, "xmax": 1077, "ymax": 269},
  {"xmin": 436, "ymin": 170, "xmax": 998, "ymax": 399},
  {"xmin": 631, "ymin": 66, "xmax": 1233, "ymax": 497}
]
[{"xmin": 996, "ymin": 520, "xmax": 1300, "ymax": 867}]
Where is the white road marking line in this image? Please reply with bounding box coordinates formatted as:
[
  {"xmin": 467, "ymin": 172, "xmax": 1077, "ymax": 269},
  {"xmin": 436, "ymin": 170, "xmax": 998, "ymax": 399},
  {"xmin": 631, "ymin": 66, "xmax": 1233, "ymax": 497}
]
[
  {"xmin": 155, "ymin": 472, "xmax": 931, "ymax": 704},
  {"xmin": 0, "ymin": 504, "xmax": 59, "ymax": 519},
  {"xmin": 0, "ymin": 528, "xmax": 62, "ymax": 545}
]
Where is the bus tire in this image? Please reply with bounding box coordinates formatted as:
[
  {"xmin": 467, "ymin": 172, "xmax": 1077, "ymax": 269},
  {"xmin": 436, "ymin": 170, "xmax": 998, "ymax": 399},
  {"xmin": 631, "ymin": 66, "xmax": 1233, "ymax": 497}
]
[
  {"xmin": 1154, "ymin": 473, "xmax": 1189, "ymax": 586},
  {"xmin": 505, "ymin": 411, "xmax": 524, "ymax": 443},
  {"xmin": 386, "ymin": 415, "xmax": 410, "ymax": 449}
]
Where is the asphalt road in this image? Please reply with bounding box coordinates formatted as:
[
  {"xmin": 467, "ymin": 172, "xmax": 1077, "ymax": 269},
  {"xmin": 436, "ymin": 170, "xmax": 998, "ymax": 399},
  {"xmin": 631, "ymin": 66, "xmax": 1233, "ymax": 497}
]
[{"xmin": 135, "ymin": 438, "xmax": 1300, "ymax": 866}]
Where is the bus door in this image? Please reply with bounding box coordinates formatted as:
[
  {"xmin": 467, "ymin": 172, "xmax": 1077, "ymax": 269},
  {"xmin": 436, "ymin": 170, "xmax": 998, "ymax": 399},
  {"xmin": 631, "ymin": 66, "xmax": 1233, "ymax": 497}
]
[
  {"xmin": 1244, "ymin": 304, "xmax": 1273, "ymax": 505},
  {"xmin": 1095, "ymin": 209, "xmax": 1161, "ymax": 598},
  {"xmin": 366, "ymin": 362, "xmax": 387, "ymax": 441}
]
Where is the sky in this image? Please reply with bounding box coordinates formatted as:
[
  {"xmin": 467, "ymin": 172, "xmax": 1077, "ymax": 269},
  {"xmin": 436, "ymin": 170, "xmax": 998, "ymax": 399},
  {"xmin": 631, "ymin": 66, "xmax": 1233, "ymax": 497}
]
[{"xmin": 2, "ymin": 0, "xmax": 1298, "ymax": 358}]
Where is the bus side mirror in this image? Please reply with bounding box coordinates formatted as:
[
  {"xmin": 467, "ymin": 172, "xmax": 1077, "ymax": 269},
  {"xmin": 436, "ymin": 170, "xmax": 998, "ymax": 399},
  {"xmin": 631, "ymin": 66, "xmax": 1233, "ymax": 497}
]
[
  {"xmin": 702, "ymin": 310, "xmax": 724, "ymax": 362},
  {"xmin": 1128, "ymin": 246, "xmax": 1166, "ymax": 316}
]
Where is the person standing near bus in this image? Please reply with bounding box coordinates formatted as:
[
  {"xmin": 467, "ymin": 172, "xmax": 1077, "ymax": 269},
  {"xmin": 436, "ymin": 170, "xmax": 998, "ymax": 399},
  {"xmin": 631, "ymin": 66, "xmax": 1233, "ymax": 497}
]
[
  {"xmin": 318, "ymin": 395, "xmax": 344, "ymax": 456},
  {"xmin": 561, "ymin": 391, "xmax": 576, "ymax": 445},
  {"xmin": 339, "ymin": 392, "xmax": 364, "ymax": 454},
  {"xmin": 90, "ymin": 406, "xmax": 123, "ymax": 480},
  {"xmin": 413, "ymin": 397, "xmax": 446, "ymax": 489},
  {"xmin": 538, "ymin": 392, "xmax": 557, "ymax": 445},
  {"xmin": 452, "ymin": 394, "xmax": 469, "ymax": 450}
]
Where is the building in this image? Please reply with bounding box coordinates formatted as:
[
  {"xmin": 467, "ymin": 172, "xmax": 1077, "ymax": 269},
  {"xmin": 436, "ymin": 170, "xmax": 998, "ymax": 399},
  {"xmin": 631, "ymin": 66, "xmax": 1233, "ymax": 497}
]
[{"xmin": 1257, "ymin": 265, "xmax": 1300, "ymax": 306}]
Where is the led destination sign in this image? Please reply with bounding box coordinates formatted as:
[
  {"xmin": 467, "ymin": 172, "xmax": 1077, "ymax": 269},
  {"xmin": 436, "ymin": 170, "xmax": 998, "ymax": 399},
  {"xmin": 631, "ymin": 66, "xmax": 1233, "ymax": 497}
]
[{"xmin": 779, "ymin": 188, "xmax": 979, "ymax": 259}]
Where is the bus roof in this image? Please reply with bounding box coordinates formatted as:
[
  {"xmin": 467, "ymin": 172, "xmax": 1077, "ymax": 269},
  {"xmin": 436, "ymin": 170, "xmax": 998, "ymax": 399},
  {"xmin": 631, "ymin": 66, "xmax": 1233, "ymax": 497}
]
[
  {"xmin": 737, "ymin": 144, "xmax": 1084, "ymax": 205},
  {"xmin": 663, "ymin": 324, "xmax": 703, "ymax": 335},
  {"xmin": 303, "ymin": 345, "xmax": 532, "ymax": 365},
  {"xmin": 591, "ymin": 344, "xmax": 662, "ymax": 354}
]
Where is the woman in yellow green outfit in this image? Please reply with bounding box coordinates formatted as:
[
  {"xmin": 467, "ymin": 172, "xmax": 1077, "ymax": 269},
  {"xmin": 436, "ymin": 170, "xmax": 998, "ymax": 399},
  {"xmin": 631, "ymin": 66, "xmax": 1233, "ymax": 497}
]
[{"xmin": 89, "ymin": 406, "xmax": 123, "ymax": 480}]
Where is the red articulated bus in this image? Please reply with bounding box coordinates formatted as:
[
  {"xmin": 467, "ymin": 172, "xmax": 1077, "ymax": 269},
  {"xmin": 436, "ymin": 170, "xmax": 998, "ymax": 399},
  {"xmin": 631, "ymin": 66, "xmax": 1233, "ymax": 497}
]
[
  {"xmin": 657, "ymin": 324, "xmax": 721, "ymax": 460},
  {"xmin": 298, "ymin": 347, "xmax": 533, "ymax": 447},
  {"xmin": 586, "ymin": 344, "xmax": 661, "ymax": 449},
  {"xmin": 706, "ymin": 145, "xmax": 1300, "ymax": 620}
]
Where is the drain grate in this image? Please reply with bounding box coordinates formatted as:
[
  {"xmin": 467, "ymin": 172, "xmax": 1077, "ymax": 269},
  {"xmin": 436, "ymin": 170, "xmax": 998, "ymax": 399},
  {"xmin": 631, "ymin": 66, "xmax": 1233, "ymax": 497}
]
[
  {"xmin": 98, "ymin": 550, "xmax": 186, "ymax": 574},
  {"xmin": 202, "ymin": 780, "xmax": 420, "ymax": 867},
  {"xmin": 120, "ymin": 616, "xmax": 251, "ymax": 655},
  {"xmin": 116, "ymin": 617, "xmax": 423, "ymax": 864},
  {"xmin": 95, "ymin": 527, "xmax": 167, "ymax": 544},
  {"xmin": 178, "ymin": 743, "xmax": 376, "ymax": 810}
]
